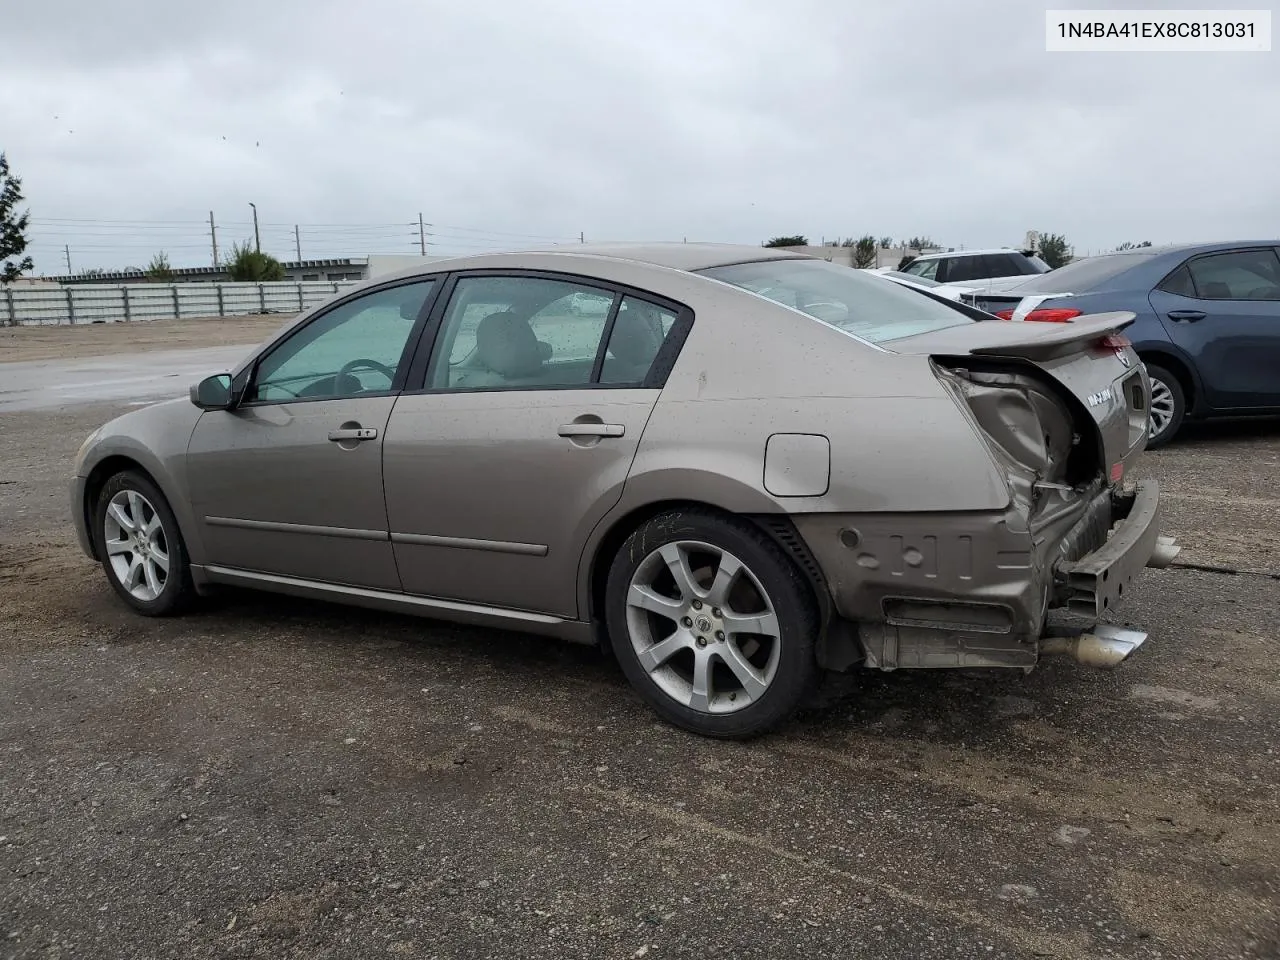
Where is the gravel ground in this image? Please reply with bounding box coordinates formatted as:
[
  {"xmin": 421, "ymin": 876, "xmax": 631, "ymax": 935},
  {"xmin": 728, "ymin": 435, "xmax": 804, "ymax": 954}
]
[{"xmin": 1, "ymin": 322, "xmax": 1277, "ymax": 959}]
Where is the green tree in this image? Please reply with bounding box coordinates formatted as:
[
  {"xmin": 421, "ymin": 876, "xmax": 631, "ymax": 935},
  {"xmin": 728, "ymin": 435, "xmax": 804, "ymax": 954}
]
[
  {"xmin": 879, "ymin": 236, "xmax": 893, "ymax": 249},
  {"xmin": 854, "ymin": 235, "xmax": 878, "ymax": 269},
  {"xmin": 226, "ymin": 241, "xmax": 286, "ymax": 281},
  {"xmin": 1037, "ymin": 232, "xmax": 1072, "ymax": 269},
  {"xmin": 146, "ymin": 251, "xmax": 174, "ymax": 281},
  {"xmin": 763, "ymin": 235, "xmax": 808, "ymax": 248},
  {"xmin": 904, "ymin": 236, "xmax": 936, "ymax": 252},
  {"xmin": 1115, "ymin": 240, "xmax": 1153, "ymax": 251},
  {"xmin": 1, "ymin": 152, "xmax": 33, "ymax": 284},
  {"xmin": 78, "ymin": 267, "xmax": 106, "ymax": 279}
]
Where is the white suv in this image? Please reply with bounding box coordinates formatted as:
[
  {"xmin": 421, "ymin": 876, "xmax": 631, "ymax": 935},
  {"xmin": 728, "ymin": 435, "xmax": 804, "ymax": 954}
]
[{"xmin": 900, "ymin": 248, "xmax": 1051, "ymax": 287}]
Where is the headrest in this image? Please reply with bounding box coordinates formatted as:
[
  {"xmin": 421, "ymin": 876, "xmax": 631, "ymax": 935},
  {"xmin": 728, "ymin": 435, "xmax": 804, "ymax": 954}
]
[{"xmin": 475, "ymin": 311, "xmax": 545, "ymax": 378}]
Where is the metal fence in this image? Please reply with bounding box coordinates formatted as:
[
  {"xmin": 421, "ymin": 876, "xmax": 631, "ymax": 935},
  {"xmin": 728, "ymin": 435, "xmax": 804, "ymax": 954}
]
[{"xmin": 0, "ymin": 280, "xmax": 362, "ymax": 327}]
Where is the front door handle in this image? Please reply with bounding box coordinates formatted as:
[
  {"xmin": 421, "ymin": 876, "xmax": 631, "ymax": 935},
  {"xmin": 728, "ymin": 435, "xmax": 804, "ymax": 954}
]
[
  {"xmin": 1167, "ymin": 310, "xmax": 1206, "ymax": 323},
  {"xmin": 328, "ymin": 426, "xmax": 378, "ymax": 442},
  {"xmin": 558, "ymin": 423, "xmax": 624, "ymax": 438}
]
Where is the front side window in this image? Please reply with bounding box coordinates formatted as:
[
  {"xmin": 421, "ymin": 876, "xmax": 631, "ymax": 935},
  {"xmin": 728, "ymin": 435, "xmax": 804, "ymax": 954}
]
[
  {"xmin": 430, "ymin": 276, "xmax": 618, "ymax": 390},
  {"xmin": 700, "ymin": 258, "xmax": 974, "ymax": 345},
  {"xmin": 248, "ymin": 281, "xmax": 434, "ymax": 403},
  {"xmin": 1187, "ymin": 250, "xmax": 1280, "ymax": 301}
]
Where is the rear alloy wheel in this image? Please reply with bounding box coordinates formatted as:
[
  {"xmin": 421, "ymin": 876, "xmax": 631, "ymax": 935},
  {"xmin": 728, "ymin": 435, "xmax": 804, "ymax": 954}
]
[
  {"xmin": 1144, "ymin": 363, "xmax": 1185, "ymax": 449},
  {"xmin": 95, "ymin": 470, "xmax": 194, "ymax": 616},
  {"xmin": 605, "ymin": 509, "xmax": 819, "ymax": 739}
]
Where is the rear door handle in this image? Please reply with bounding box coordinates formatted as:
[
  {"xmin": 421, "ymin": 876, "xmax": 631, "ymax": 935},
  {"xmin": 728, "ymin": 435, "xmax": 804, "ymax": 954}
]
[
  {"xmin": 558, "ymin": 423, "xmax": 625, "ymax": 438},
  {"xmin": 328, "ymin": 427, "xmax": 378, "ymax": 442},
  {"xmin": 1167, "ymin": 310, "xmax": 1206, "ymax": 322}
]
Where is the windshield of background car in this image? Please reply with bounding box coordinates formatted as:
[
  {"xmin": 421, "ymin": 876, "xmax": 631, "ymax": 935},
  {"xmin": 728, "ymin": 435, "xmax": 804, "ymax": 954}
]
[
  {"xmin": 699, "ymin": 259, "xmax": 975, "ymax": 344},
  {"xmin": 1012, "ymin": 252, "xmax": 1158, "ymax": 293},
  {"xmin": 883, "ymin": 270, "xmax": 941, "ymax": 287}
]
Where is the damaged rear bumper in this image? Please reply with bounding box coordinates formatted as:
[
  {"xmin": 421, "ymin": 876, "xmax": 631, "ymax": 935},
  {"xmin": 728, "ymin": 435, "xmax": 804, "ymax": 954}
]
[
  {"xmin": 788, "ymin": 480, "xmax": 1178, "ymax": 672},
  {"xmin": 1053, "ymin": 480, "xmax": 1178, "ymax": 618}
]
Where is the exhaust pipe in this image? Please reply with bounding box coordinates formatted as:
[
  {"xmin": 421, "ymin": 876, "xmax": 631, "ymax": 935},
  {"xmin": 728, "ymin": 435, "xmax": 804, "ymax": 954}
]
[
  {"xmin": 1040, "ymin": 624, "xmax": 1148, "ymax": 668},
  {"xmin": 1147, "ymin": 535, "xmax": 1181, "ymax": 569}
]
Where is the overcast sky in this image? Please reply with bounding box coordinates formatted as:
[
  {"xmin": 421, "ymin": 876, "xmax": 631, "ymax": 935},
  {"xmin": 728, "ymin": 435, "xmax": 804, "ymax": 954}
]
[{"xmin": 5, "ymin": 0, "xmax": 1278, "ymax": 273}]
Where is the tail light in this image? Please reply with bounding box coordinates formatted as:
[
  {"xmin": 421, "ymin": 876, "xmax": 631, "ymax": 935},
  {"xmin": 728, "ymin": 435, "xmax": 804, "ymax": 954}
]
[{"xmin": 995, "ymin": 308, "xmax": 1083, "ymax": 323}]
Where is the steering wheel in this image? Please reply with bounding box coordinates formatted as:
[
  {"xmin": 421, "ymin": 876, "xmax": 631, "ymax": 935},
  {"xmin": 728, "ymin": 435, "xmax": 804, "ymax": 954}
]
[{"xmin": 336, "ymin": 358, "xmax": 397, "ymax": 385}]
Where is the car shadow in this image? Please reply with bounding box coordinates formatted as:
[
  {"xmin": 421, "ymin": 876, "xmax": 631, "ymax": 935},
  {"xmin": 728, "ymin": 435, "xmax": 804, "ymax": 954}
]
[{"xmin": 1171, "ymin": 415, "xmax": 1280, "ymax": 448}]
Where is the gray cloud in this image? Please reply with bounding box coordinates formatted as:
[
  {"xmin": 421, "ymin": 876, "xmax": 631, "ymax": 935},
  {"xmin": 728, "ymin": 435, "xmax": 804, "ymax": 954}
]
[{"xmin": 6, "ymin": 0, "xmax": 1278, "ymax": 272}]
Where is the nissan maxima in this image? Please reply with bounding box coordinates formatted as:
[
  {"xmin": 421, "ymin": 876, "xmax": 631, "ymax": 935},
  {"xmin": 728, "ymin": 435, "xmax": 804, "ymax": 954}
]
[{"xmin": 72, "ymin": 244, "xmax": 1178, "ymax": 738}]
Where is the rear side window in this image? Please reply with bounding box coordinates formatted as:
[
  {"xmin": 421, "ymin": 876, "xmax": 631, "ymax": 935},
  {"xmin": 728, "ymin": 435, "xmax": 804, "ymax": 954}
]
[
  {"xmin": 1159, "ymin": 265, "xmax": 1196, "ymax": 298},
  {"xmin": 599, "ymin": 297, "xmax": 679, "ymax": 385},
  {"xmin": 903, "ymin": 258, "xmax": 939, "ymax": 280},
  {"xmin": 700, "ymin": 259, "xmax": 974, "ymax": 345},
  {"xmin": 1186, "ymin": 250, "xmax": 1280, "ymax": 300},
  {"xmin": 944, "ymin": 256, "xmax": 984, "ymax": 282}
]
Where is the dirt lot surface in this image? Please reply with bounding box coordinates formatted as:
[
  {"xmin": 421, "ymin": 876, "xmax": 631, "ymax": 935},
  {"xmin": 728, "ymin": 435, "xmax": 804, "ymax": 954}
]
[
  {"xmin": 1, "ymin": 322, "xmax": 1277, "ymax": 959},
  {"xmin": 0, "ymin": 315, "xmax": 289, "ymax": 363}
]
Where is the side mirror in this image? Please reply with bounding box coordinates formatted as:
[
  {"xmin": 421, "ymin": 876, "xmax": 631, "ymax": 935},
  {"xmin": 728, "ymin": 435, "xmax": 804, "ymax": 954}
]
[{"xmin": 190, "ymin": 373, "xmax": 234, "ymax": 410}]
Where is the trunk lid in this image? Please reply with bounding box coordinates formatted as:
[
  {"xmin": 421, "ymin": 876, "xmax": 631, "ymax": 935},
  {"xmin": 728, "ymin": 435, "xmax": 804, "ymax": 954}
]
[{"xmin": 889, "ymin": 311, "xmax": 1151, "ymax": 495}]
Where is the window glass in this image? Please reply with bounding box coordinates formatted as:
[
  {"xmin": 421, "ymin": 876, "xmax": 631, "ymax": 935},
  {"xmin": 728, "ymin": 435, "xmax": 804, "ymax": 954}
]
[
  {"xmin": 430, "ymin": 276, "xmax": 616, "ymax": 390},
  {"xmin": 599, "ymin": 297, "xmax": 679, "ymax": 384},
  {"xmin": 944, "ymin": 256, "xmax": 985, "ymax": 283},
  {"xmin": 1159, "ymin": 265, "xmax": 1196, "ymax": 298},
  {"xmin": 903, "ymin": 258, "xmax": 939, "ymax": 280},
  {"xmin": 1187, "ymin": 250, "xmax": 1280, "ymax": 300},
  {"xmin": 700, "ymin": 259, "xmax": 973, "ymax": 344},
  {"xmin": 248, "ymin": 281, "xmax": 433, "ymax": 402}
]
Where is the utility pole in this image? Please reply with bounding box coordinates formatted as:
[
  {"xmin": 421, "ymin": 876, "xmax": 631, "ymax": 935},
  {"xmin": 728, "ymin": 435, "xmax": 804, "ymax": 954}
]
[
  {"xmin": 418, "ymin": 213, "xmax": 426, "ymax": 255},
  {"xmin": 209, "ymin": 211, "xmax": 219, "ymax": 268},
  {"xmin": 294, "ymin": 225, "xmax": 302, "ymax": 262},
  {"xmin": 579, "ymin": 231, "xmax": 585, "ymax": 244},
  {"xmin": 64, "ymin": 245, "xmax": 72, "ymax": 273},
  {"xmin": 248, "ymin": 202, "xmax": 261, "ymax": 253}
]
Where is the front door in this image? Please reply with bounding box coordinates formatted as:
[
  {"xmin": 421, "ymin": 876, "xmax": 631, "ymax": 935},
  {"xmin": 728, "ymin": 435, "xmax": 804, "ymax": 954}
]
[
  {"xmin": 384, "ymin": 274, "xmax": 686, "ymax": 618},
  {"xmin": 186, "ymin": 280, "xmax": 438, "ymax": 588},
  {"xmin": 1149, "ymin": 247, "xmax": 1280, "ymax": 410}
]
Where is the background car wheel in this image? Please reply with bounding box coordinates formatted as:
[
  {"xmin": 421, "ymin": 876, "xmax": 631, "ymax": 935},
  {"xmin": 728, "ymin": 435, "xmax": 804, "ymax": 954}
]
[
  {"xmin": 94, "ymin": 470, "xmax": 194, "ymax": 616},
  {"xmin": 604, "ymin": 508, "xmax": 819, "ymax": 739},
  {"xmin": 1144, "ymin": 363, "xmax": 1185, "ymax": 449}
]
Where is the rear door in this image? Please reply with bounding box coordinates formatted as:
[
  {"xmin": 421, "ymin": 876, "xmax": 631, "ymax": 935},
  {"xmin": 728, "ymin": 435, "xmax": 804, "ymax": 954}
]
[
  {"xmin": 1148, "ymin": 247, "xmax": 1280, "ymax": 409},
  {"xmin": 383, "ymin": 272, "xmax": 691, "ymax": 618}
]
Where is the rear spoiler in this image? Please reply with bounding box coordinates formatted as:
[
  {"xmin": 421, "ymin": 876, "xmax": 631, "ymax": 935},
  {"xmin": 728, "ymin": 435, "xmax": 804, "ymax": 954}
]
[{"xmin": 966, "ymin": 311, "xmax": 1136, "ymax": 362}]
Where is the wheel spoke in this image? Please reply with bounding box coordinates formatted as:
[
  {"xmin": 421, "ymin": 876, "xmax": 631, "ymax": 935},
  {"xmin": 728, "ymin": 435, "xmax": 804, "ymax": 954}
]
[
  {"xmin": 127, "ymin": 491, "xmax": 146, "ymax": 528},
  {"xmin": 142, "ymin": 557, "xmax": 163, "ymax": 597},
  {"xmin": 142, "ymin": 512, "xmax": 163, "ymax": 537},
  {"xmin": 722, "ymin": 609, "xmax": 780, "ymax": 639},
  {"xmin": 658, "ymin": 543, "xmax": 700, "ymax": 602},
  {"xmin": 125, "ymin": 555, "xmax": 144, "ymax": 590},
  {"xmin": 688, "ymin": 651, "xmax": 712, "ymax": 711},
  {"xmin": 627, "ymin": 583, "xmax": 684, "ymax": 621},
  {"xmin": 706, "ymin": 552, "xmax": 742, "ymax": 607},
  {"xmin": 150, "ymin": 544, "xmax": 170, "ymax": 573},
  {"xmin": 105, "ymin": 537, "xmax": 132, "ymax": 557},
  {"xmin": 716, "ymin": 643, "xmax": 769, "ymax": 702},
  {"xmin": 636, "ymin": 630, "xmax": 693, "ymax": 673},
  {"xmin": 108, "ymin": 501, "xmax": 136, "ymax": 532}
]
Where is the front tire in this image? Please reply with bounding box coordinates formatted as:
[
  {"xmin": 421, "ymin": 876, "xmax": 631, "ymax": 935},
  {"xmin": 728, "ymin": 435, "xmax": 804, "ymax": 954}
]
[
  {"xmin": 1145, "ymin": 363, "xmax": 1185, "ymax": 449},
  {"xmin": 94, "ymin": 470, "xmax": 194, "ymax": 616},
  {"xmin": 604, "ymin": 508, "xmax": 819, "ymax": 739}
]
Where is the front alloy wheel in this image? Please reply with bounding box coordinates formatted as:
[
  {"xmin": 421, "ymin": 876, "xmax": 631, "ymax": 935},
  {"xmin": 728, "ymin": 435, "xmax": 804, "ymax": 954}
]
[{"xmin": 94, "ymin": 470, "xmax": 194, "ymax": 615}]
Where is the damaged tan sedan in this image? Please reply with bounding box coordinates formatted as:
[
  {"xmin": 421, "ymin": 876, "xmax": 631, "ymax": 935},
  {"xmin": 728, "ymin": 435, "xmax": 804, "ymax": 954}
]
[{"xmin": 71, "ymin": 244, "xmax": 1179, "ymax": 738}]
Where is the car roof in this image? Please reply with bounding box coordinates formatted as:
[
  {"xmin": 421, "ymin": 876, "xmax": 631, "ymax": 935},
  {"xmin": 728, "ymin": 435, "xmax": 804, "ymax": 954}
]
[{"xmin": 406, "ymin": 242, "xmax": 817, "ymax": 275}]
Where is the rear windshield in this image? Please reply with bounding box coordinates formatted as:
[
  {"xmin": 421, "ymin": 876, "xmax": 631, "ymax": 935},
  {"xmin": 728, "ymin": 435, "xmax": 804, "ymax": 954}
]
[
  {"xmin": 698, "ymin": 259, "xmax": 974, "ymax": 344},
  {"xmin": 1013, "ymin": 252, "xmax": 1157, "ymax": 293}
]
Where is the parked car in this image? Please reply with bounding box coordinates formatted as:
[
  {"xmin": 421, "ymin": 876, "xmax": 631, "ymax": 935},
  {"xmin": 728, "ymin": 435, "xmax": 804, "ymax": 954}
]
[
  {"xmin": 961, "ymin": 242, "xmax": 1280, "ymax": 447},
  {"xmin": 873, "ymin": 270, "xmax": 978, "ymax": 302},
  {"xmin": 899, "ymin": 247, "xmax": 1051, "ymax": 285},
  {"xmin": 71, "ymin": 243, "xmax": 1177, "ymax": 739}
]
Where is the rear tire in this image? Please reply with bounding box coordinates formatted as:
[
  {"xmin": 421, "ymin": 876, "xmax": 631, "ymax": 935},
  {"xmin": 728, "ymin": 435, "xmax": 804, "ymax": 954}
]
[
  {"xmin": 604, "ymin": 508, "xmax": 819, "ymax": 739},
  {"xmin": 1144, "ymin": 363, "xmax": 1185, "ymax": 449},
  {"xmin": 94, "ymin": 470, "xmax": 195, "ymax": 616}
]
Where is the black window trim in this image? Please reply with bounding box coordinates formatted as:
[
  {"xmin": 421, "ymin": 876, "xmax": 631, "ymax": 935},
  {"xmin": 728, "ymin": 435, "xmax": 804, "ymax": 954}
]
[
  {"xmin": 1157, "ymin": 246, "xmax": 1280, "ymax": 302},
  {"xmin": 233, "ymin": 274, "xmax": 445, "ymax": 409},
  {"xmin": 400, "ymin": 268, "xmax": 696, "ymax": 396}
]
